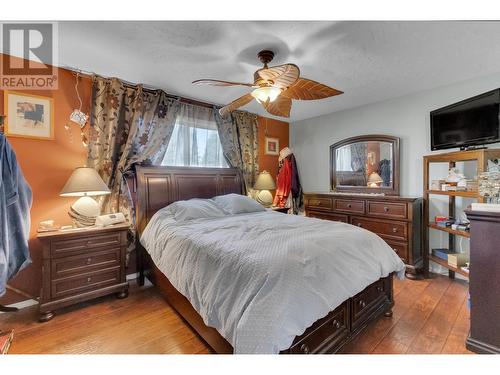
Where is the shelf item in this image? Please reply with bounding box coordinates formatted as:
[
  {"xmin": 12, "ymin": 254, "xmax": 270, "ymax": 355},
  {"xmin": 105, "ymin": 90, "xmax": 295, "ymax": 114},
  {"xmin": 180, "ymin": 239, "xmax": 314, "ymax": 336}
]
[
  {"xmin": 428, "ymin": 223, "xmax": 470, "ymax": 238},
  {"xmin": 448, "ymin": 253, "xmax": 469, "ymax": 268},
  {"xmin": 428, "ymin": 255, "xmax": 470, "ymax": 278},
  {"xmin": 423, "ymin": 148, "xmax": 500, "ymax": 278}
]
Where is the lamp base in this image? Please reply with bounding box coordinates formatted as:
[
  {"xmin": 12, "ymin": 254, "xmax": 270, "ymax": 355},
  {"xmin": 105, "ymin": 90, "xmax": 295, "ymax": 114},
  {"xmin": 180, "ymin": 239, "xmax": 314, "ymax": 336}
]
[
  {"xmin": 69, "ymin": 196, "xmax": 100, "ymax": 227},
  {"xmin": 256, "ymin": 190, "xmax": 273, "ymax": 207}
]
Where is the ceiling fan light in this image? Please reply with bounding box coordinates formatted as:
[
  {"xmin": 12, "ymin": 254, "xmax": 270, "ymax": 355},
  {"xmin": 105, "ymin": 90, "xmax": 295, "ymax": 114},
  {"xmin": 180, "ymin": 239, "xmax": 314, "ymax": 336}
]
[{"xmin": 251, "ymin": 87, "xmax": 282, "ymax": 103}]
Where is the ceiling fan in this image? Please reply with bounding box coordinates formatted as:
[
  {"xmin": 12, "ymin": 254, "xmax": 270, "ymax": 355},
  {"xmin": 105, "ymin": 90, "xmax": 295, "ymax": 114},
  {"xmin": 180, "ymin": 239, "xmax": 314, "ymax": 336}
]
[{"xmin": 193, "ymin": 50, "xmax": 343, "ymax": 118}]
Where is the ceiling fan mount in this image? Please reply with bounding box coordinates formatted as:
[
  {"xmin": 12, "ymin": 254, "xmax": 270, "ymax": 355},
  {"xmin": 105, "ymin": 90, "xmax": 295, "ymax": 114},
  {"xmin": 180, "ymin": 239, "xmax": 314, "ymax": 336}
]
[
  {"xmin": 193, "ymin": 50, "xmax": 343, "ymax": 118},
  {"xmin": 257, "ymin": 50, "xmax": 275, "ymax": 67}
]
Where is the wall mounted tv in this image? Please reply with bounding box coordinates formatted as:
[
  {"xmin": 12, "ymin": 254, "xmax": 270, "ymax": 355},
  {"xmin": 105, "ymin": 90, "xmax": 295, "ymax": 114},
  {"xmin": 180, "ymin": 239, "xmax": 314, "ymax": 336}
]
[{"xmin": 430, "ymin": 89, "xmax": 500, "ymax": 151}]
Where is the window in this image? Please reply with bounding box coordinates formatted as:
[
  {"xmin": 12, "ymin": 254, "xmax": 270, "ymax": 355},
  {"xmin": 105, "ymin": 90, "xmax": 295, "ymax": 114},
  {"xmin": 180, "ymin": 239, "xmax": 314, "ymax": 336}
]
[{"xmin": 162, "ymin": 104, "xmax": 229, "ymax": 168}]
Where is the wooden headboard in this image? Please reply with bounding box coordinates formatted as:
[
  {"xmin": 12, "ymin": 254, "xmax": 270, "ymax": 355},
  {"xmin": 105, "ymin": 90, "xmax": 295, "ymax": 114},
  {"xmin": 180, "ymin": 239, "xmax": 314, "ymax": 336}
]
[{"xmin": 134, "ymin": 166, "xmax": 244, "ymax": 235}]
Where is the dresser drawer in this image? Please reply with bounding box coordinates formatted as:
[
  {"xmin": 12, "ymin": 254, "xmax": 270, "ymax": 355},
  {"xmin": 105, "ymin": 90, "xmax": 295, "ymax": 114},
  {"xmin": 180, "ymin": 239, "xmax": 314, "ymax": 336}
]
[
  {"xmin": 305, "ymin": 197, "xmax": 332, "ymax": 211},
  {"xmin": 51, "ymin": 232, "xmax": 123, "ymax": 258},
  {"xmin": 290, "ymin": 302, "xmax": 349, "ymax": 354},
  {"xmin": 307, "ymin": 211, "xmax": 349, "ymax": 223},
  {"xmin": 51, "ymin": 248, "xmax": 121, "ymax": 279},
  {"xmin": 385, "ymin": 241, "xmax": 408, "ymax": 263},
  {"xmin": 334, "ymin": 199, "xmax": 365, "ymax": 214},
  {"xmin": 351, "ymin": 216, "xmax": 408, "ymax": 241},
  {"xmin": 351, "ymin": 279, "xmax": 389, "ymax": 329},
  {"xmin": 51, "ymin": 267, "xmax": 121, "ymax": 299},
  {"xmin": 367, "ymin": 201, "xmax": 407, "ymax": 219}
]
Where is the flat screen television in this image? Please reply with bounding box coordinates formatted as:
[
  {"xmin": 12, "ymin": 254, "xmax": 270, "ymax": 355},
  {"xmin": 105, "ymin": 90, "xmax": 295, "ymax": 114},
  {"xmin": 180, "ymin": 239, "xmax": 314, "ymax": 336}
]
[{"xmin": 430, "ymin": 89, "xmax": 500, "ymax": 151}]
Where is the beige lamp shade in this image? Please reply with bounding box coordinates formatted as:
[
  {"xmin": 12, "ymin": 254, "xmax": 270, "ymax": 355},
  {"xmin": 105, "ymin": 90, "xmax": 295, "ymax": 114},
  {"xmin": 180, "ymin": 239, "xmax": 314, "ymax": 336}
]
[
  {"xmin": 254, "ymin": 171, "xmax": 276, "ymax": 190},
  {"xmin": 60, "ymin": 167, "xmax": 111, "ymax": 197},
  {"xmin": 368, "ymin": 172, "xmax": 383, "ymax": 187}
]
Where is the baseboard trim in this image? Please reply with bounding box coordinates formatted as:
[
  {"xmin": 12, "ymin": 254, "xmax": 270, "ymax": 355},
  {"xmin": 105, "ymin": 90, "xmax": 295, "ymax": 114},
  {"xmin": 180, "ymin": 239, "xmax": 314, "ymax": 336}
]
[{"xmin": 126, "ymin": 272, "xmax": 139, "ymax": 281}]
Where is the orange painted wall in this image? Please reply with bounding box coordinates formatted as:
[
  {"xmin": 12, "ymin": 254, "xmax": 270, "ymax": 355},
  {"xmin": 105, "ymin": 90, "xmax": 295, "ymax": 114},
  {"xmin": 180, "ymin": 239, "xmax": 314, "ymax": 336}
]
[
  {"xmin": 257, "ymin": 116, "xmax": 289, "ymax": 189},
  {"xmin": 0, "ymin": 54, "xmax": 91, "ymax": 304}
]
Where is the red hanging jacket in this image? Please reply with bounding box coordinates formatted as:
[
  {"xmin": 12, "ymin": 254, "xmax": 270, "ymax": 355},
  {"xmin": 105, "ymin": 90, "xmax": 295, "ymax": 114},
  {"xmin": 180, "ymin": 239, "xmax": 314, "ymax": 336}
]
[{"xmin": 273, "ymin": 158, "xmax": 292, "ymax": 208}]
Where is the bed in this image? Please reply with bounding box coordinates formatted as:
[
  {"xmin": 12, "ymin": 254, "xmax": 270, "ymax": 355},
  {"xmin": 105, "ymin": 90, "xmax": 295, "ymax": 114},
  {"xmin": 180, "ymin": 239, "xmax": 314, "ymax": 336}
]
[{"xmin": 132, "ymin": 165, "xmax": 404, "ymax": 354}]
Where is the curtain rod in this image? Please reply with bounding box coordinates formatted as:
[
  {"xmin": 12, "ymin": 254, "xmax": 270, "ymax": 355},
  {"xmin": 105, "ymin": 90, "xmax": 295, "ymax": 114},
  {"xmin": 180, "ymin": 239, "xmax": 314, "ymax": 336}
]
[{"xmin": 62, "ymin": 65, "xmax": 223, "ymax": 110}]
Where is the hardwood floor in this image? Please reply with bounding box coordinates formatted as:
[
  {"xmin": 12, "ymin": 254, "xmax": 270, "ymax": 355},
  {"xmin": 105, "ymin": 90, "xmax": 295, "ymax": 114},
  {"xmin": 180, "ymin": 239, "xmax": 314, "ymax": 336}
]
[{"xmin": 0, "ymin": 273, "xmax": 472, "ymax": 354}]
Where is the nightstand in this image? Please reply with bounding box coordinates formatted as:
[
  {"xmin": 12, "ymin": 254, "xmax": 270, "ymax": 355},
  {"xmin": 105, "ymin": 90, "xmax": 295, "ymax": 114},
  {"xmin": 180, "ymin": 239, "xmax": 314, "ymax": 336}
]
[
  {"xmin": 37, "ymin": 223, "xmax": 129, "ymax": 322},
  {"xmin": 271, "ymin": 206, "xmax": 289, "ymax": 214}
]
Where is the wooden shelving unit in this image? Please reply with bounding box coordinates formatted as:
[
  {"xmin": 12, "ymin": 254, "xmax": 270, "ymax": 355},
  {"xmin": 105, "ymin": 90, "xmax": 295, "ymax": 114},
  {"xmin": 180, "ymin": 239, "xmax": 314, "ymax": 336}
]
[
  {"xmin": 426, "ymin": 190, "xmax": 478, "ymax": 198},
  {"xmin": 423, "ymin": 148, "xmax": 500, "ymax": 278}
]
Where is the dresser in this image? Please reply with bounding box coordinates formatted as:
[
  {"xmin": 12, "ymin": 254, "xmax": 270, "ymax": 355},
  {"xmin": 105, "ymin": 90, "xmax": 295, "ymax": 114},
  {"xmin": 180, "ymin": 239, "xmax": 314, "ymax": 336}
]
[
  {"xmin": 465, "ymin": 209, "xmax": 500, "ymax": 354},
  {"xmin": 304, "ymin": 193, "xmax": 423, "ymax": 278},
  {"xmin": 37, "ymin": 223, "xmax": 129, "ymax": 322}
]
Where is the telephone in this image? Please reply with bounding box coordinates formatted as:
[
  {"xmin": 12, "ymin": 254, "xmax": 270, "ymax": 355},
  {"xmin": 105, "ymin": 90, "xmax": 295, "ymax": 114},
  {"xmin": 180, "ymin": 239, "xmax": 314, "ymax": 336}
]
[{"xmin": 95, "ymin": 213, "xmax": 126, "ymax": 227}]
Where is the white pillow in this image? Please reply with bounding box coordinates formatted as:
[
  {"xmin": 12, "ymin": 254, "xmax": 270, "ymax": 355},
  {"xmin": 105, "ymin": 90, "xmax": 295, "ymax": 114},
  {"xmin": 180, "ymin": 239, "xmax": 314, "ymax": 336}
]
[
  {"xmin": 166, "ymin": 199, "xmax": 226, "ymax": 221},
  {"xmin": 213, "ymin": 193, "xmax": 266, "ymax": 215}
]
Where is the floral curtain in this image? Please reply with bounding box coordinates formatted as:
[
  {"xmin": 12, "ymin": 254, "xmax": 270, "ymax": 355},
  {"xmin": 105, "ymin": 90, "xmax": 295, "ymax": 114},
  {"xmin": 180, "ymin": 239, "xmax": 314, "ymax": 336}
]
[
  {"xmin": 87, "ymin": 76, "xmax": 180, "ymax": 253},
  {"xmin": 350, "ymin": 142, "xmax": 367, "ymax": 173},
  {"xmin": 215, "ymin": 110, "xmax": 259, "ymax": 190}
]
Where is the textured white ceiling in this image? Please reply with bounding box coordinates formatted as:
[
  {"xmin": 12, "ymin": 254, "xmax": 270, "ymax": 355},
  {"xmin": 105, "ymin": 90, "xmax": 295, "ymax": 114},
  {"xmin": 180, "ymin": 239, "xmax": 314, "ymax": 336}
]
[{"xmin": 58, "ymin": 21, "xmax": 500, "ymax": 122}]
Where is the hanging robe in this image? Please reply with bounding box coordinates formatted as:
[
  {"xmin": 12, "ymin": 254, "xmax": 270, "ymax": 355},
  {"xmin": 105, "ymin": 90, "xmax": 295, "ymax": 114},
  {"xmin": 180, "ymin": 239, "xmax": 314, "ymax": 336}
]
[{"xmin": 0, "ymin": 134, "xmax": 32, "ymax": 298}]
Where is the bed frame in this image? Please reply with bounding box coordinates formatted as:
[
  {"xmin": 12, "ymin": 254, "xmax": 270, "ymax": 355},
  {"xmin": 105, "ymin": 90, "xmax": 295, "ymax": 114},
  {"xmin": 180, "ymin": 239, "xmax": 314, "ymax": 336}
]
[{"xmin": 133, "ymin": 165, "xmax": 394, "ymax": 354}]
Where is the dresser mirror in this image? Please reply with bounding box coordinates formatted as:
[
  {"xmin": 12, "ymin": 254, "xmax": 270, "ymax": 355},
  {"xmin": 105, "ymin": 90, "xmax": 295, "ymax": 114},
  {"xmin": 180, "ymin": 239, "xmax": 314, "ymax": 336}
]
[{"xmin": 330, "ymin": 135, "xmax": 400, "ymax": 195}]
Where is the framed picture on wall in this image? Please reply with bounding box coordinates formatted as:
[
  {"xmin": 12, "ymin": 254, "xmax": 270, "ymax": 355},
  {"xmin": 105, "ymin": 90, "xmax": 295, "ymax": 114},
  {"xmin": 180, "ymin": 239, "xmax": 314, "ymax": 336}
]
[
  {"xmin": 265, "ymin": 137, "xmax": 279, "ymax": 155},
  {"xmin": 3, "ymin": 91, "xmax": 54, "ymax": 140}
]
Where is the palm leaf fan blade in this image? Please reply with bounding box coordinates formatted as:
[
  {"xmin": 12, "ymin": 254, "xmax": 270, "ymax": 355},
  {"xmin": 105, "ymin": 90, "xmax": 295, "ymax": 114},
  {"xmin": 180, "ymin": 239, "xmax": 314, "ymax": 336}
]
[
  {"xmin": 257, "ymin": 64, "xmax": 300, "ymax": 89},
  {"xmin": 219, "ymin": 93, "xmax": 254, "ymax": 117},
  {"xmin": 193, "ymin": 79, "xmax": 255, "ymax": 87},
  {"xmin": 281, "ymin": 78, "xmax": 343, "ymax": 100},
  {"xmin": 262, "ymin": 96, "xmax": 292, "ymax": 118}
]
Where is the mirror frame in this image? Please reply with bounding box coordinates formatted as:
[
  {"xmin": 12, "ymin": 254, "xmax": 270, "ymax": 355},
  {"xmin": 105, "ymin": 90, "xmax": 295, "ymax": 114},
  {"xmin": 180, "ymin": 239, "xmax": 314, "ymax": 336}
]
[{"xmin": 330, "ymin": 134, "xmax": 400, "ymax": 195}]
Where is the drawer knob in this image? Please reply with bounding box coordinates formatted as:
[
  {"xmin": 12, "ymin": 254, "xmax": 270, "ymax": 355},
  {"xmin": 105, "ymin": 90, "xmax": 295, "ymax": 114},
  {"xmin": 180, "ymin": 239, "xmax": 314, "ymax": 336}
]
[
  {"xmin": 86, "ymin": 258, "xmax": 92, "ymax": 265},
  {"xmin": 300, "ymin": 343, "xmax": 310, "ymax": 354},
  {"xmin": 347, "ymin": 203, "xmax": 352, "ymax": 208},
  {"xmin": 87, "ymin": 277, "xmax": 92, "ymax": 283},
  {"xmin": 384, "ymin": 207, "xmax": 389, "ymax": 212},
  {"xmin": 359, "ymin": 300, "xmax": 366, "ymax": 308},
  {"xmin": 357, "ymin": 223, "xmax": 362, "ymax": 227},
  {"xmin": 332, "ymin": 319, "xmax": 341, "ymax": 329},
  {"xmin": 377, "ymin": 286, "xmax": 383, "ymax": 292},
  {"xmin": 392, "ymin": 227, "xmax": 398, "ymax": 233}
]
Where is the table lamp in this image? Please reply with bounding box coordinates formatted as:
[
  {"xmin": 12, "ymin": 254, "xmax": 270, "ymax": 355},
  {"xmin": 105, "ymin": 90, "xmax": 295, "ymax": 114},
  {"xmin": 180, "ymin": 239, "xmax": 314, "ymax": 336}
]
[
  {"xmin": 368, "ymin": 172, "xmax": 383, "ymax": 187},
  {"xmin": 60, "ymin": 167, "xmax": 111, "ymax": 227},
  {"xmin": 254, "ymin": 170, "xmax": 276, "ymax": 207}
]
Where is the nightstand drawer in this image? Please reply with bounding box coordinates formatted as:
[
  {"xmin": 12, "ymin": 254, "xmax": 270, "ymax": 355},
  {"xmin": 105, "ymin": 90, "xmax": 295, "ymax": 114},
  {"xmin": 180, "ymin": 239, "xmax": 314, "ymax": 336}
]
[
  {"xmin": 51, "ymin": 248, "xmax": 121, "ymax": 279},
  {"xmin": 51, "ymin": 267, "xmax": 121, "ymax": 299},
  {"xmin": 51, "ymin": 232, "xmax": 123, "ymax": 258}
]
